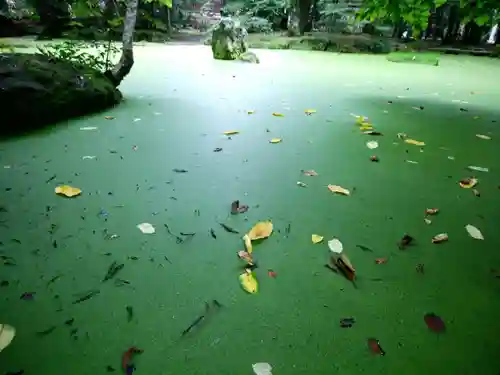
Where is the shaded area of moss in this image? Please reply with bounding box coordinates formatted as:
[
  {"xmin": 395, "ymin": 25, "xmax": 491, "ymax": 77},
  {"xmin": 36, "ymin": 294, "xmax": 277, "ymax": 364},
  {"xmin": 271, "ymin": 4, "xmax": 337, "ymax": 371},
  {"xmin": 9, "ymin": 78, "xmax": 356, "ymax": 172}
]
[
  {"xmin": 386, "ymin": 51, "xmax": 440, "ymax": 65},
  {"xmin": 0, "ymin": 53, "xmax": 121, "ymax": 135},
  {"xmin": 205, "ymin": 32, "xmax": 393, "ymax": 54}
]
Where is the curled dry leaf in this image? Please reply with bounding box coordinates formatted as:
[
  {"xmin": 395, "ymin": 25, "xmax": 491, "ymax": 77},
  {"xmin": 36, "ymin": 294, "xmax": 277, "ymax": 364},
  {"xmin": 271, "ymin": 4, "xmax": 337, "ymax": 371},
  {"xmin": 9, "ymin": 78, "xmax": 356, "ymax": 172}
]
[
  {"xmin": 405, "ymin": 139, "xmax": 426, "ymax": 146},
  {"xmin": 0, "ymin": 324, "xmax": 16, "ymax": 352},
  {"xmin": 375, "ymin": 258, "xmax": 387, "ymax": 264},
  {"xmin": 465, "ymin": 224, "xmax": 484, "ymax": 240},
  {"xmin": 327, "ymin": 184, "xmax": 350, "ymax": 196},
  {"xmin": 272, "ymin": 112, "xmax": 284, "ymax": 117},
  {"xmin": 269, "ymin": 138, "xmax": 282, "ymax": 144},
  {"xmin": 366, "ymin": 141, "xmax": 379, "ymax": 149},
  {"xmin": 302, "ymin": 169, "xmax": 318, "ymax": 176},
  {"xmin": 370, "ymin": 155, "xmax": 379, "ymax": 162},
  {"xmin": 252, "ymin": 363, "xmax": 273, "ymax": 375},
  {"xmin": 239, "ymin": 269, "xmax": 258, "ymax": 294},
  {"xmin": 328, "ymin": 238, "xmax": 343, "ymax": 254},
  {"xmin": 397, "ymin": 133, "xmax": 407, "ymax": 139},
  {"xmin": 297, "ymin": 181, "xmax": 307, "ymax": 187},
  {"xmin": 467, "ymin": 166, "xmax": 489, "ymax": 173},
  {"xmin": 247, "ymin": 221, "xmax": 273, "ymax": 241},
  {"xmin": 432, "ymin": 233, "xmax": 448, "ymax": 243},
  {"xmin": 311, "ymin": 234, "xmax": 324, "ymax": 244},
  {"xmin": 238, "ymin": 250, "xmax": 254, "ymax": 265},
  {"xmin": 425, "ymin": 208, "xmax": 439, "ymax": 215},
  {"xmin": 137, "ymin": 223, "xmax": 155, "ymax": 234},
  {"xmin": 104, "ymin": 116, "xmax": 115, "ymax": 120},
  {"xmin": 476, "ymin": 134, "xmax": 491, "ymax": 140},
  {"xmin": 304, "ymin": 109, "xmax": 316, "ymax": 115},
  {"xmin": 243, "ymin": 221, "xmax": 274, "ymax": 253},
  {"xmin": 424, "ymin": 218, "xmax": 432, "ymax": 225},
  {"xmin": 55, "ymin": 185, "xmax": 81, "ymax": 198},
  {"xmin": 223, "ymin": 130, "xmax": 239, "ymax": 135},
  {"xmin": 459, "ymin": 177, "xmax": 478, "ymax": 188}
]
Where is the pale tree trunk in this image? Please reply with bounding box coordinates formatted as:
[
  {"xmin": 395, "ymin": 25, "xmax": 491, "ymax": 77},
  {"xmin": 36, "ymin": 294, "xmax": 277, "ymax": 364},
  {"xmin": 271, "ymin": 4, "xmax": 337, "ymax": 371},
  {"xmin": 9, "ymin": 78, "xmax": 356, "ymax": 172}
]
[{"xmin": 107, "ymin": 0, "xmax": 139, "ymax": 87}]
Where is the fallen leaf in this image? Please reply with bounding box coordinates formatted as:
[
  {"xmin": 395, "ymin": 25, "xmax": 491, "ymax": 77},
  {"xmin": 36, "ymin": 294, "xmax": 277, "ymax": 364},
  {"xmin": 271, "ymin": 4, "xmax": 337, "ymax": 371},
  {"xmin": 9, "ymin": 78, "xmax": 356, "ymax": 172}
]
[
  {"xmin": 360, "ymin": 125, "xmax": 374, "ymax": 131},
  {"xmin": 137, "ymin": 223, "xmax": 155, "ymax": 234},
  {"xmin": 311, "ymin": 234, "xmax": 324, "ymax": 244},
  {"xmin": 465, "ymin": 224, "xmax": 483, "ymax": 240},
  {"xmin": 302, "ymin": 170, "xmax": 318, "ymax": 176},
  {"xmin": 367, "ymin": 338, "xmax": 385, "ymax": 355},
  {"xmin": 424, "ymin": 218, "xmax": 432, "ymax": 225},
  {"xmin": 459, "ymin": 177, "xmax": 478, "ymax": 188},
  {"xmin": 267, "ymin": 270, "xmax": 277, "ymax": 278},
  {"xmin": 237, "ymin": 250, "xmax": 253, "ymax": 265},
  {"xmin": 272, "ymin": 113, "xmax": 284, "ymax": 117},
  {"xmin": 269, "ymin": 138, "xmax": 282, "ymax": 144},
  {"xmin": 327, "ymin": 184, "xmax": 350, "ymax": 196},
  {"xmin": 397, "ymin": 133, "xmax": 407, "ymax": 139},
  {"xmin": 82, "ymin": 156, "xmax": 96, "ymax": 160},
  {"xmin": 296, "ymin": 181, "xmax": 307, "ymax": 187},
  {"xmin": 363, "ymin": 131, "xmax": 383, "ymax": 135},
  {"xmin": 406, "ymin": 160, "xmax": 418, "ymax": 164},
  {"xmin": 55, "ymin": 185, "xmax": 81, "ymax": 198},
  {"xmin": 467, "ymin": 166, "xmax": 489, "ymax": 173},
  {"xmin": 328, "ymin": 238, "xmax": 343, "ymax": 254},
  {"xmin": 370, "ymin": 155, "xmax": 379, "ymax": 162},
  {"xmin": 476, "ymin": 134, "xmax": 491, "ymax": 140},
  {"xmin": 104, "ymin": 116, "xmax": 114, "ymax": 120},
  {"xmin": 304, "ymin": 109, "xmax": 316, "ymax": 115},
  {"xmin": 375, "ymin": 258, "xmax": 387, "ymax": 264},
  {"xmin": 247, "ymin": 221, "xmax": 273, "ymax": 241},
  {"xmin": 239, "ymin": 270, "xmax": 258, "ymax": 294},
  {"xmin": 0, "ymin": 324, "xmax": 16, "ymax": 352},
  {"xmin": 448, "ymin": 156, "xmax": 455, "ymax": 160},
  {"xmin": 223, "ymin": 131, "xmax": 239, "ymax": 135},
  {"xmin": 473, "ymin": 189, "xmax": 480, "ymax": 197},
  {"xmin": 80, "ymin": 126, "xmax": 97, "ymax": 131},
  {"xmin": 252, "ymin": 362, "xmax": 272, "ymax": 375},
  {"xmin": 247, "ymin": 110, "xmax": 255, "ymax": 114},
  {"xmin": 366, "ymin": 140, "xmax": 378, "ymax": 149},
  {"xmin": 405, "ymin": 139, "xmax": 426, "ymax": 146},
  {"xmin": 432, "ymin": 233, "xmax": 448, "ymax": 243},
  {"xmin": 425, "ymin": 208, "xmax": 439, "ymax": 215},
  {"xmin": 424, "ymin": 313, "xmax": 445, "ymax": 333}
]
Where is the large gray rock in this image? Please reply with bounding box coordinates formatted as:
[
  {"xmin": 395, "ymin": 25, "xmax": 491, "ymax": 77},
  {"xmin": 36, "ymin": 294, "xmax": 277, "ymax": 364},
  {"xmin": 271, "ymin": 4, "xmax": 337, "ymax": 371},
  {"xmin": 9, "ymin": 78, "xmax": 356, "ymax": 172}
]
[
  {"xmin": 211, "ymin": 17, "xmax": 248, "ymax": 60},
  {"xmin": 0, "ymin": 53, "xmax": 122, "ymax": 134}
]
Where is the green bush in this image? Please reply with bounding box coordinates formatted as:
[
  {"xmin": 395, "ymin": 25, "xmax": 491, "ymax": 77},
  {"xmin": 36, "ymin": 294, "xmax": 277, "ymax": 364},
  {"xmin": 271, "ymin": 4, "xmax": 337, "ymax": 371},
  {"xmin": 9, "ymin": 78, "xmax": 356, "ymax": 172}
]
[
  {"xmin": 243, "ymin": 16, "xmax": 273, "ymax": 33},
  {"xmin": 36, "ymin": 40, "xmax": 120, "ymax": 73}
]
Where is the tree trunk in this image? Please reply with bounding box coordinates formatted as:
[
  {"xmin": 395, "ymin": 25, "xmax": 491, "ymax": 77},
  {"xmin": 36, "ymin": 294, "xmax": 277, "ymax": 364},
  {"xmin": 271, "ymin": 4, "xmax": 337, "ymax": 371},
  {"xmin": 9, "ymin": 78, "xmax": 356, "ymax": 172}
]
[
  {"xmin": 287, "ymin": 3, "xmax": 299, "ymax": 36},
  {"xmin": 298, "ymin": 0, "xmax": 312, "ymax": 35},
  {"xmin": 107, "ymin": 0, "xmax": 139, "ymax": 87},
  {"xmin": 443, "ymin": 3, "xmax": 459, "ymax": 44}
]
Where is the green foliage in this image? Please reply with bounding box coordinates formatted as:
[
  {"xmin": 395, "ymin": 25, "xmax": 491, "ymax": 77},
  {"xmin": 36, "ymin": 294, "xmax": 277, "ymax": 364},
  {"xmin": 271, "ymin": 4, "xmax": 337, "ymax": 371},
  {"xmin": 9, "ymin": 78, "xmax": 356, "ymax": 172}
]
[
  {"xmin": 223, "ymin": 0, "xmax": 286, "ymax": 21},
  {"xmin": 243, "ymin": 16, "xmax": 273, "ymax": 33},
  {"xmin": 0, "ymin": 42, "xmax": 15, "ymax": 53},
  {"xmin": 36, "ymin": 40, "xmax": 120, "ymax": 73},
  {"xmin": 144, "ymin": 0, "xmax": 173, "ymax": 8}
]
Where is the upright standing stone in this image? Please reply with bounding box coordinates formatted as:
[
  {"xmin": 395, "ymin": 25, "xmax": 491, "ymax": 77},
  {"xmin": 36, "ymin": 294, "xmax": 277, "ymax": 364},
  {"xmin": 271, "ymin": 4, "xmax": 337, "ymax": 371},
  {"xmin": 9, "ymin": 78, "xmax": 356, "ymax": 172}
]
[{"xmin": 211, "ymin": 17, "xmax": 248, "ymax": 60}]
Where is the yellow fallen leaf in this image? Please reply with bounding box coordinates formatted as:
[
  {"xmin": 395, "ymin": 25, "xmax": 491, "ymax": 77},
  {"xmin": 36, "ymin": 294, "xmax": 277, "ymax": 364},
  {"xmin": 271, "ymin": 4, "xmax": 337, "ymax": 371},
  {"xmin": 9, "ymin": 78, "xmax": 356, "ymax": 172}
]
[
  {"xmin": 269, "ymin": 138, "xmax": 282, "ymax": 144},
  {"xmin": 239, "ymin": 270, "xmax": 258, "ymax": 294},
  {"xmin": 311, "ymin": 234, "xmax": 324, "ymax": 244},
  {"xmin": 55, "ymin": 185, "xmax": 82, "ymax": 198},
  {"xmin": 243, "ymin": 234, "xmax": 253, "ymax": 253},
  {"xmin": 247, "ymin": 221, "xmax": 273, "ymax": 241},
  {"xmin": 272, "ymin": 113, "xmax": 284, "ymax": 117},
  {"xmin": 360, "ymin": 125, "xmax": 373, "ymax": 131},
  {"xmin": 327, "ymin": 184, "xmax": 350, "ymax": 196},
  {"xmin": 247, "ymin": 110, "xmax": 255, "ymax": 114},
  {"xmin": 405, "ymin": 139, "xmax": 426, "ymax": 146},
  {"xmin": 224, "ymin": 130, "xmax": 239, "ymax": 135},
  {"xmin": 304, "ymin": 109, "xmax": 316, "ymax": 115}
]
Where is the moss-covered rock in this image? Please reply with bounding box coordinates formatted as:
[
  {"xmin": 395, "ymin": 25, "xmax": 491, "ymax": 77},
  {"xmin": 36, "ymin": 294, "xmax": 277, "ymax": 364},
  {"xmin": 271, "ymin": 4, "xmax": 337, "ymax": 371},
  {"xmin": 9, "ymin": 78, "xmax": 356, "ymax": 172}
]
[
  {"xmin": 0, "ymin": 53, "xmax": 121, "ymax": 134},
  {"xmin": 211, "ymin": 17, "xmax": 248, "ymax": 60}
]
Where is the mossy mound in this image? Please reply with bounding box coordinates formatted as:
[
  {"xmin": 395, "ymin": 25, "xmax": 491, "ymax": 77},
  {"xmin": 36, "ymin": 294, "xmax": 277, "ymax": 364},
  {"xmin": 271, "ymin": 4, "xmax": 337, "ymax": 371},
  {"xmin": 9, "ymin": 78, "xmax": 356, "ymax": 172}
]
[
  {"xmin": 206, "ymin": 32, "xmax": 393, "ymax": 54},
  {"xmin": 0, "ymin": 53, "xmax": 122, "ymax": 134}
]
